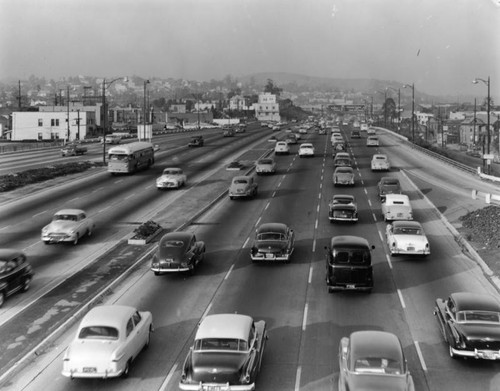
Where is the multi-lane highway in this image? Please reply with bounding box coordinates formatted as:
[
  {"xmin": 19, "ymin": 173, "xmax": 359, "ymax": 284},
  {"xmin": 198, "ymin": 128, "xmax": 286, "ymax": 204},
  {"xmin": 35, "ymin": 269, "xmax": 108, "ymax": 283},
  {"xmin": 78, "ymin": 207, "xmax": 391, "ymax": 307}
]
[{"xmin": 1, "ymin": 124, "xmax": 499, "ymax": 390}]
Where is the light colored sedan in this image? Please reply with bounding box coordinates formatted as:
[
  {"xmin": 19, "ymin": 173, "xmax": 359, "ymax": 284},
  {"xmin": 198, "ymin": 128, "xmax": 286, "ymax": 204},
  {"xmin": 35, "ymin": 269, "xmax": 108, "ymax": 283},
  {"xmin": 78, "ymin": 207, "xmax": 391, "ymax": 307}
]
[
  {"xmin": 274, "ymin": 141, "xmax": 290, "ymax": 155},
  {"xmin": 298, "ymin": 143, "xmax": 315, "ymax": 157},
  {"xmin": 41, "ymin": 209, "xmax": 95, "ymax": 245},
  {"xmin": 367, "ymin": 136, "xmax": 379, "ymax": 146},
  {"xmin": 255, "ymin": 158, "xmax": 277, "ymax": 175},
  {"xmin": 371, "ymin": 154, "xmax": 390, "ymax": 171},
  {"xmin": 62, "ymin": 305, "xmax": 153, "ymax": 379},
  {"xmin": 386, "ymin": 220, "xmax": 430, "ymax": 256},
  {"xmin": 333, "ymin": 167, "xmax": 355, "ymax": 186},
  {"xmin": 156, "ymin": 167, "xmax": 187, "ymax": 189}
]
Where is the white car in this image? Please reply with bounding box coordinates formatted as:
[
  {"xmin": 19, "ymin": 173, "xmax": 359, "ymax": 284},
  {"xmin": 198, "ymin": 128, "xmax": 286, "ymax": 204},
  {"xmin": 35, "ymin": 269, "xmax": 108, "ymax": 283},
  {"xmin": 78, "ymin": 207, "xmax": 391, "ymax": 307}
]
[
  {"xmin": 255, "ymin": 158, "xmax": 277, "ymax": 175},
  {"xmin": 366, "ymin": 136, "xmax": 379, "ymax": 147},
  {"xmin": 41, "ymin": 209, "xmax": 95, "ymax": 245},
  {"xmin": 156, "ymin": 167, "xmax": 187, "ymax": 189},
  {"xmin": 371, "ymin": 154, "xmax": 390, "ymax": 171},
  {"xmin": 367, "ymin": 127, "xmax": 376, "ymax": 135},
  {"xmin": 274, "ymin": 141, "xmax": 290, "ymax": 155},
  {"xmin": 381, "ymin": 194, "xmax": 413, "ymax": 222},
  {"xmin": 386, "ymin": 220, "xmax": 430, "ymax": 256},
  {"xmin": 298, "ymin": 143, "xmax": 315, "ymax": 157},
  {"xmin": 62, "ymin": 305, "xmax": 153, "ymax": 379}
]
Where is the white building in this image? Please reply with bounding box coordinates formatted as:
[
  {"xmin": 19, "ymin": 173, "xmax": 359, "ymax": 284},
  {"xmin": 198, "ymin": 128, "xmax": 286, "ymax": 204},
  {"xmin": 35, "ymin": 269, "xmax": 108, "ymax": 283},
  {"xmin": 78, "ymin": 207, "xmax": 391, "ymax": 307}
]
[
  {"xmin": 254, "ymin": 93, "xmax": 280, "ymax": 122},
  {"xmin": 12, "ymin": 111, "xmax": 96, "ymax": 141}
]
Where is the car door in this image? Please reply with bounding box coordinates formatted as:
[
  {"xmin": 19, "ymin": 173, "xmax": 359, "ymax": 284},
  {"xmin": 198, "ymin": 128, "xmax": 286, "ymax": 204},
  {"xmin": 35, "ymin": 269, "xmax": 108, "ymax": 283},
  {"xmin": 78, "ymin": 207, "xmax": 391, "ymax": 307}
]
[
  {"xmin": 5, "ymin": 258, "xmax": 21, "ymax": 295},
  {"xmin": 125, "ymin": 316, "xmax": 141, "ymax": 360},
  {"xmin": 132, "ymin": 311, "xmax": 147, "ymax": 356}
]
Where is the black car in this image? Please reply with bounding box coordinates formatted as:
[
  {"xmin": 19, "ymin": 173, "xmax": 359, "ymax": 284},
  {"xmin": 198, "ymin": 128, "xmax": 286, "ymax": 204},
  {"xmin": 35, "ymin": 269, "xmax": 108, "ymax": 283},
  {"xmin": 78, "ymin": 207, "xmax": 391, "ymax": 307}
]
[
  {"xmin": 377, "ymin": 177, "xmax": 402, "ymax": 201},
  {"xmin": 434, "ymin": 292, "xmax": 500, "ymax": 360},
  {"xmin": 150, "ymin": 232, "xmax": 205, "ymax": 275},
  {"xmin": 325, "ymin": 236, "xmax": 374, "ymax": 293},
  {"xmin": 188, "ymin": 136, "xmax": 204, "ymax": 147},
  {"xmin": 0, "ymin": 249, "xmax": 34, "ymax": 307}
]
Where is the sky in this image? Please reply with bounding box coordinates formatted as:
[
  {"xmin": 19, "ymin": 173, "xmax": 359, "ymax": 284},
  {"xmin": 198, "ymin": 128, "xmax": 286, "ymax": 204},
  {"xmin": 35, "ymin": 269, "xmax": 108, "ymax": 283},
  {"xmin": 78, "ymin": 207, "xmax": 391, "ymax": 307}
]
[{"xmin": 1, "ymin": 0, "xmax": 499, "ymax": 99}]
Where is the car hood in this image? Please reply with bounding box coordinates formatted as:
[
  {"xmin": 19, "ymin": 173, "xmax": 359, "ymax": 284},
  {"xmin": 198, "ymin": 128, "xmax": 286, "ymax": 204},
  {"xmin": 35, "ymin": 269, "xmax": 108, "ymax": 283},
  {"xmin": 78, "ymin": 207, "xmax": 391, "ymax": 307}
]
[
  {"xmin": 191, "ymin": 352, "xmax": 246, "ymax": 383},
  {"xmin": 45, "ymin": 221, "xmax": 77, "ymax": 232},
  {"xmin": 456, "ymin": 323, "xmax": 500, "ymax": 341},
  {"xmin": 348, "ymin": 373, "xmax": 410, "ymax": 391},
  {"xmin": 255, "ymin": 241, "xmax": 288, "ymax": 252}
]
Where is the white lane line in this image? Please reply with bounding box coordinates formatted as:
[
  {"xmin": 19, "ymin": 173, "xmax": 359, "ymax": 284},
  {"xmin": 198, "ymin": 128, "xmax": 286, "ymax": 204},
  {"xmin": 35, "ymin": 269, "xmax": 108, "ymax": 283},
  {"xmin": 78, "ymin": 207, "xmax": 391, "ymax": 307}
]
[
  {"xmin": 0, "ymin": 225, "xmax": 10, "ymax": 232},
  {"xmin": 114, "ymin": 179, "xmax": 124, "ymax": 184},
  {"xmin": 272, "ymin": 191, "xmax": 277, "ymax": 198},
  {"xmin": 386, "ymin": 254, "xmax": 393, "ymax": 269},
  {"xmin": 360, "ymin": 179, "xmax": 364, "ymax": 185},
  {"xmin": 24, "ymin": 241, "xmax": 42, "ymax": 250},
  {"xmin": 67, "ymin": 197, "xmax": 80, "ymax": 203},
  {"xmin": 312, "ymin": 239, "xmax": 316, "ymax": 253},
  {"xmin": 145, "ymin": 184, "xmax": 154, "ymax": 190},
  {"xmin": 243, "ymin": 237, "xmax": 250, "ymax": 248},
  {"xmin": 315, "ymin": 219, "xmax": 318, "ymax": 229},
  {"xmin": 308, "ymin": 266, "xmax": 313, "ymax": 283},
  {"xmin": 99, "ymin": 206, "xmax": 110, "ymax": 213},
  {"xmin": 225, "ymin": 264, "xmax": 235, "ymax": 280},
  {"xmin": 302, "ymin": 303, "xmax": 308, "ymax": 331},
  {"xmin": 414, "ymin": 341, "xmax": 428, "ymax": 371},
  {"xmin": 295, "ymin": 366, "xmax": 302, "ymax": 391},
  {"xmin": 201, "ymin": 302, "xmax": 212, "ymax": 320},
  {"xmin": 372, "ymin": 212, "xmax": 377, "ymax": 222},
  {"xmin": 159, "ymin": 363, "xmax": 178, "ymax": 391},
  {"xmin": 378, "ymin": 230, "xmax": 384, "ymax": 243},
  {"xmin": 397, "ymin": 289, "xmax": 406, "ymax": 308},
  {"xmin": 124, "ymin": 193, "xmax": 135, "ymax": 200},
  {"xmin": 255, "ymin": 217, "xmax": 262, "ymax": 227},
  {"xmin": 367, "ymin": 198, "xmax": 372, "ymax": 207},
  {"xmin": 265, "ymin": 202, "xmax": 270, "ymax": 210},
  {"xmin": 33, "ymin": 210, "xmax": 47, "ymax": 218},
  {"xmin": 316, "ymin": 205, "xmax": 320, "ymax": 213},
  {"xmin": 91, "ymin": 187, "xmax": 104, "ymax": 193}
]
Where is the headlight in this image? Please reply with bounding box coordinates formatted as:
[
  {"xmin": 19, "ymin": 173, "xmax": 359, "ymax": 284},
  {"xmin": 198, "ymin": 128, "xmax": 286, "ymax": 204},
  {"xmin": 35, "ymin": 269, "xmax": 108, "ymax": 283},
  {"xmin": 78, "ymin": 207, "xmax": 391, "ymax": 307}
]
[{"xmin": 181, "ymin": 261, "xmax": 188, "ymax": 268}]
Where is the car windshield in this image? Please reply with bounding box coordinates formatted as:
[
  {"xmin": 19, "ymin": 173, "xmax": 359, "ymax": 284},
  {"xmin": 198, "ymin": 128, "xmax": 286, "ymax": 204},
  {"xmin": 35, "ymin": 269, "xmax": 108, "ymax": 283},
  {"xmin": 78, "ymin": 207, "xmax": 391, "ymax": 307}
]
[
  {"xmin": 259, "ymin": 159, "xmax": 273, "ymax": 165},
  {"xmin": 257, "ymin": 232, "xmax": 285, "ymax": 241},
  {"xmin": 333, "ymin": 197, "xmax": 353, "ymax": 204},
  {"xmin": 354, "ymin": 357, "xmax": 402, "ymax": 375},
  {"xmin": 337, "ymin": 168, "xmax": 352, "ymax": 174},
  {"xmin": 78, "ymin": 326, "xmax": 119, "ymax": 340},
  {"xmin": 393, "ymin": 227, "xmax": 421, "ymax": 235},
  {"xmin": 163, "ymin": 170, "xmax": 180, "ymax": 175},
  {"xmin": 53, "ymin": 214, "xmax": 77, "ymax": 222},
  {"xmin": 384, "ymin": 180, "xmax": 399, "ymax": 185},
  {"xmin": 163, "ymin": 240, "xmax": 185, "ymax": 248},
  {"xmin": 194, "ymin": 338, "xmax": 248, "ymax": 351},
  {"xmin": 234, "ymin": 179, "xmax": 249, "ymax": 184},
  {"xmin": 457, "ymin": 311, "xmax": 500, "ymax": 323}
]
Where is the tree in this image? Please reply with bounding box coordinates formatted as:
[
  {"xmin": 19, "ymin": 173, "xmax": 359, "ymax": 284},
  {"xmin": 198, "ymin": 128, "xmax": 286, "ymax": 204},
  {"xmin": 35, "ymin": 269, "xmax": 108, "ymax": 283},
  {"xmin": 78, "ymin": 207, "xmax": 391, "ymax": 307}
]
[{"xmin": 264, "ymin": 79, "xmax": 282, "ymax": 97}]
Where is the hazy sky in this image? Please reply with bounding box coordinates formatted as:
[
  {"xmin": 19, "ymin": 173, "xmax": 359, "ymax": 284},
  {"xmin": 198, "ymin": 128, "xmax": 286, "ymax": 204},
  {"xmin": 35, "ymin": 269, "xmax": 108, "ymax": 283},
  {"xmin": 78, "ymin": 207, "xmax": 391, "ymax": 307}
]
[{"xmin": 1, "ymin": 0, "xmax": 499, "ymax": 98}]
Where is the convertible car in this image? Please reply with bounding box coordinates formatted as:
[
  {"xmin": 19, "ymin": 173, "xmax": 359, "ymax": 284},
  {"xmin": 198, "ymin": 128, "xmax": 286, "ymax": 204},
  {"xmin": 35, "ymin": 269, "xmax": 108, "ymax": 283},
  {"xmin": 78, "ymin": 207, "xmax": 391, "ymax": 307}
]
[
  {"xmin": 328, "ymin": 194, "xmax": 358, "ymax": 223},
  {"xmin": 62, "ymin": 305, "xmax": 153, "ymax": 379},
  {"xmin": 179, "ymin": 313, "xmax": 267, "ymax": 391},
  {"xmin": 151, "ymin": 232, "xmax": 205, "ymax": 275},
  {"xmin": 338, "ymin": 330, "xmax": 415, "ymax": 391},
  {"xmin": 386, "ymin": 220, "xmax": 430, "ymax": 256},
  {"xmin": 41, "ymin": 209, "xmax": 95, "ymax": 245},
  {"xmin": 434, "ymin": 292, "xmax": 500, "ymax": 360},
  {"xmin": 250, "ymin": 222, "xmax": 295, "ymax": 263},
  {"xmin": 156, "ymin": 167, "xmax": 187, "ymax": 189}
]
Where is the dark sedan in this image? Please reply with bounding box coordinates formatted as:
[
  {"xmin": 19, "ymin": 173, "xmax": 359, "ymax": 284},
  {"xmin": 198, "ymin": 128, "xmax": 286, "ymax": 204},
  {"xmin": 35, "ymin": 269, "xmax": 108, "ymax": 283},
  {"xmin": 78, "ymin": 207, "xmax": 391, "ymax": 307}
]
[
  {"xmin": 434, "ymin": 292, "xmax": 500, "ymax": 360},
  {"xmin": 378, "ymin": 177, "xmax": 402, "ymax": 200},
  {"xmin": 250, "ymin": 223, "xmax": 295, "ymax": 263},
  {"xmin": 150, "ymin": 232, "xmax": 205, "ymax": 275},
  {"xmin": 0, "ymin": 249, "xmax": 34, "ymax": 308},
  {"xmin": 338, "ymin": 330, "xmax": 414, "ymax": 391}
]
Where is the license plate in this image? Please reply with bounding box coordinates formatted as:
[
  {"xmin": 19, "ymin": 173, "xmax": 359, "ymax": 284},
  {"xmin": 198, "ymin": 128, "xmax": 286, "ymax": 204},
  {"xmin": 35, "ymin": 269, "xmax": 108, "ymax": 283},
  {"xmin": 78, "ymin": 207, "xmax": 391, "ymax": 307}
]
[
  {"xmin": 83, "ymin": 367, "xmax": 96, "ymax": 373},
  {"xmin": 480, "ymin": 351, "xmax": 496, "ymax": 360},
  {"xmin": 407, "ymin": 247, "xmax": 415, "ymax": 251},
  {"xmin": 346, "ymin": 284, "xmax": 356, "ymax": 289},
  {"xmin": 205, "ymin": 387, "xmax": 221, "ymax": 391},
  {"xmin": 265, "ymin": 253, "xmax": 275, "ymax": 259}
]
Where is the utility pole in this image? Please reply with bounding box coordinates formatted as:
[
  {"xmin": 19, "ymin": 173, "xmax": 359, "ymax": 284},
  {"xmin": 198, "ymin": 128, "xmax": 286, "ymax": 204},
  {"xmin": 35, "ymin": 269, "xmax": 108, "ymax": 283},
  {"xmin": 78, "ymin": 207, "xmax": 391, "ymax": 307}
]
[
  {"xmin": 67, "ymin": 85, "xmax": 70, "ymax": 143},
  {"xmin": 77, "ymin": 109, "xmax": 81, "ymax": 140},
  {"xmin": 18, "ymin": 80, "xmax": 22, "ymax": 109},
  {"xmin": 473, "ymin": 98, "xmax": 477, "ymax": 147}
]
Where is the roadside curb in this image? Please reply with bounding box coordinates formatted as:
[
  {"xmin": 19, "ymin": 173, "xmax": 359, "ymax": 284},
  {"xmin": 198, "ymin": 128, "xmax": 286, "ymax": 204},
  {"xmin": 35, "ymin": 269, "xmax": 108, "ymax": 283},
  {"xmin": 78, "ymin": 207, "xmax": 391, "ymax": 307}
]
[{"xmin": 400, "ymin": 170, "xmax": 499, "ymax": 291}]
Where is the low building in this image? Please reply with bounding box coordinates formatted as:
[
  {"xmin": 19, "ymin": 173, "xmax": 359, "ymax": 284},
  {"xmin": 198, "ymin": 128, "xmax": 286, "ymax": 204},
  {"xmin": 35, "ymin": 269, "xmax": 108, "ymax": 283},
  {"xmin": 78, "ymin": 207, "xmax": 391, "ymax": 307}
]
[
  {"xmin": 254, "ymin": 93, "xmax": 280, "ymax": 122},
  {"xmin": 12, "ymin": 111, "xmax": 96, "ymax": 141}
]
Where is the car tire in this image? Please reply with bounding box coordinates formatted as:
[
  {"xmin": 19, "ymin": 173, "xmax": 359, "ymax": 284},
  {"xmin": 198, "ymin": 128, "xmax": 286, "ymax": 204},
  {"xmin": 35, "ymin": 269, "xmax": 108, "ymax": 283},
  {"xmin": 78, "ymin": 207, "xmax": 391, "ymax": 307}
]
[
  {"xmin": 43, "ymin": 241, "xmax": 50, "ymax": 245},
  {"xmin": 73, "ymin": 234, "xmax": 79, "ymax": 245},
  {"xmin": 121, "ymin": 359, "xmax": 131, "ymax": 378},
  {"xmin": 154, "ymin": 271, "xmax": 160, "ymax": 276},
  {"xmin": 87, "ymin": 228, "xmax": 92, "ymax": 237},
  {"xmin": 0, "ymin": 291, "xmax": 5, "ymax": 308},
  {"xmin": 22, "ymin": 277, "xmax": 32, "ymax": 292},
  {"xmin": 144, "ymin": 328, "xmax": 152, "ymax": 349}
]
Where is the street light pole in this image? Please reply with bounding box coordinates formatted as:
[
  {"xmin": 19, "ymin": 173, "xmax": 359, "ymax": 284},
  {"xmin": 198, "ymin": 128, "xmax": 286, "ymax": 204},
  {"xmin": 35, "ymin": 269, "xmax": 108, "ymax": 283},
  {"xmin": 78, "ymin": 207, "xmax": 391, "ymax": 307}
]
[
  {"xmin": 403, "ymin": 83, "xmax": 415, "ymax": 141},
  {"xmin": 472, "ymin": 76, "xmax": 491, "ymax": 155},
  {"xmin": 387, "ymin": 87, "xmax": 400, "ymax": 131},
  {"xmin": 102, "ymin": 77, "xmax": 128, "ymax": 163},
  {"xmin": 143, "ymin": 80, "xmax": 150, "ymax": 142}
]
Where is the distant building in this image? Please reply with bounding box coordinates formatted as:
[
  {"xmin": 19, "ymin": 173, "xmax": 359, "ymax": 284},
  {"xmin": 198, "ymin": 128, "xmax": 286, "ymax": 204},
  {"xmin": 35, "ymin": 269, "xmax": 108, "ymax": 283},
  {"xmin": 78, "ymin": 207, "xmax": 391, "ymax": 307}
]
[
  {"xmin": 254, "ymin": 93, "xmax": 280, "ymax": 122},
  {"xmin": 229, "ymin": 95, "xmax": 251, "ymax": 111},
  {"xmin": 12, "ymin": 111, "xmax": 96, "ymax": 141}
]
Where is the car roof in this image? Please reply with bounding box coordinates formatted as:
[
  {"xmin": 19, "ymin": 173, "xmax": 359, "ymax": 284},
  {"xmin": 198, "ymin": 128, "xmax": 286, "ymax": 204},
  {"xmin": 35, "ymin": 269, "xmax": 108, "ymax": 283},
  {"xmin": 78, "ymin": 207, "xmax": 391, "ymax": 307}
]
[
  {"xmin": 163, "ymin": 167, "xmax": 181, "ymax": 172},
  {"xmin": 451, "ymin": 292, "xmax": 500, "ymax": 312},
  {"xmin": 373, "ymin": 154, "xmax": 387, "ymax": 159},
  {"xmin": 391, "ymin": 221, "xmax": 422, "ymax": 229},
  {"xmin": 159, "ymin": 231, "xmax": 193, "ymax": 244},
  {"xmin": 331, "ymin": 235, "xmax": 369, "ymax": 248},
  {"xmin": 350, "ymin": 331, "xmax": 403, "ymax": 363},
  {"xmin": 55, "ymin": 209, "xmax": 85, "ymax": 215},
  {"xmin": 300, "ymin": 143, "xmax": 313, "ymax": 147},
  {"xmin": 79, "ymin": 305, "xmax": 136, "ymax": 329},
  {"xmin": 333, "ymin": 194, "xmax": 354, "ymax": 200},
  {"xmin": 232, "ymin": 175, "xmax": 251, "ymax": 181},
  {"xmin": 0, "ymin": 249, "xmax": 25, "ymax": 261},
  {"xmin": 335, "ymin": 152, "xmax": 350, "ymax": 158},
  {"xmin": 257, "ymin": 222, "xmax": 288, "ymax": 234},
  {"xmin": 196, "ymin": 314, "xmax": 253, "ymax": 341}
]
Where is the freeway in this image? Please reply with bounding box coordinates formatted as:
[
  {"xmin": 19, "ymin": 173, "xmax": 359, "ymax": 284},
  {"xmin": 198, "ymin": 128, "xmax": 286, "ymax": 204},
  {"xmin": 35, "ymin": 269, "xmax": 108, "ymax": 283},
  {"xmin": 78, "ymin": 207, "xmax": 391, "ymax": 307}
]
[{"xmin": 1, "ymin": 124, "xmax": 500, "ymax": 390}]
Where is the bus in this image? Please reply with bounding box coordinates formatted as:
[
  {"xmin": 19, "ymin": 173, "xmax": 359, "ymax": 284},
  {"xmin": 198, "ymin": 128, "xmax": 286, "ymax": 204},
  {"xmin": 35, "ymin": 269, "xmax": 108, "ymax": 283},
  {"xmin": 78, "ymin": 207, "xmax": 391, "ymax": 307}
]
[{"xmin": 107, "ymin": 141, "xmax": 155, "ymax": 174}]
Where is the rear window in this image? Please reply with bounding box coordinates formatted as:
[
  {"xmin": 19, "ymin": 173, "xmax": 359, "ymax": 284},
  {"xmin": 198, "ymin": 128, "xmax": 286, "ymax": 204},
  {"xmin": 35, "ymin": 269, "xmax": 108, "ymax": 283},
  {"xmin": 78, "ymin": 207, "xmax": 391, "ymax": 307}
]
[
  {"xmin": 333, "ymin": 249, "xmax": 369, "ymax": 264},
  {"xmin": 78, "ymin": 326, "xmax": 119, "ymax": 340}
]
